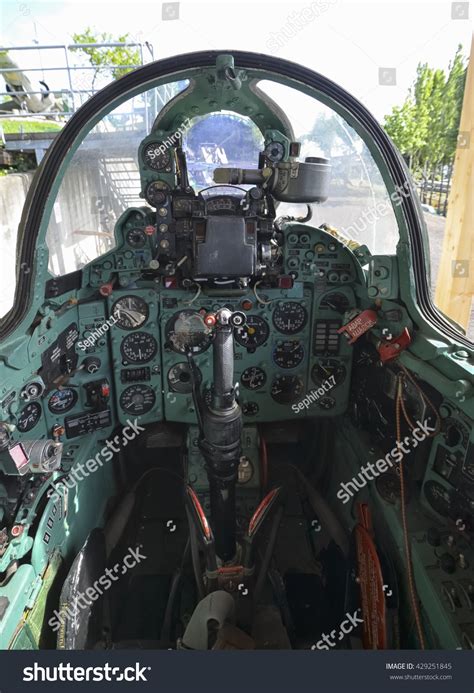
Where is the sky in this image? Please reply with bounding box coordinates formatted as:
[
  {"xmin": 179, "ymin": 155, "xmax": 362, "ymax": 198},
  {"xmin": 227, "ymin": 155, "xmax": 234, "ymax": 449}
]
[{"xmin": 0, "ymin": 0, "xmax": 472, "ymax": 122}]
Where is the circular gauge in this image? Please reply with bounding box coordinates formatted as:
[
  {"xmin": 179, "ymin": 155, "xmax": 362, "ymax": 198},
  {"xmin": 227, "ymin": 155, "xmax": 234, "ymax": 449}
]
[
  {"xmin": 238, "ymin": 456, "xmax": 254, "ymax": 483},
  {"xmin": 17, "ymin": 402, "xmax": 42, "ymax": 432},
  {"xmin": 120, "ymin": 384, "xmax": 156, "ymax": 414},
  {"xmin": 112, "ymin": 296, "xmax": 149, "ymax": 330},
  {"xmin": 264, "ymin": 141, "xmax": 285, "ymax": 162},
  {"xmin": 443, "ymin": 418, "xmax": 469, "ymax": 449},
  {"xmin": 424, "ymin": 481, "xmax": 452, "ymax": 517},
  {"xmin": 48, "ymin": 388, "xmax": 78, "ymax": 414},
  {"xmin": 121, "ymin": 332, "xmax": 158, "ymax": 363},
  {"xmin": 273, "ymin": 340, "xmax": 305, "ymax": 369},
  {"xmin": 167, "ymin": 362, "xmax": 198, "ymax": 394},
  {"xmin": 142, "ymin": 142, "xmax": 171, "ymax": 171},
  {"xmin": 145, "ymin": 180, "xmax": 170, "ymax": 207},
  {"xmin": 165, "ymin": 310, "xmax": 212, "ymax": 354},
  {"xmin": 311, "ymin": 359, "xmax": 346, "ymax": 387},
  {"xmin": 234, "ymin": 315, "xmax": 270, "ymax": 349},
  {"xmin": 242, "ymin": 402, "xmax": 259, "ymax": 416},
  {"xmin": 320, "ymin": 292, "xmax": 350, "ymax": 314},
  {"xmin": 241, "ymin": 366, "xmax": 266, "ymax": 390},
  {"xmin": 0, "ymin": 423, "xmax": 11, "ymax": 451},
  {"xmin": 272, "ymin": 302, "xmax": 308, "ymax": 335},
  {"xmin": 126, "ymin": 228, "xmax": 147, "ymax": 248},
  {"xmin": 271, "ymin": 375, "xmax": 304, "ymax": 404}
]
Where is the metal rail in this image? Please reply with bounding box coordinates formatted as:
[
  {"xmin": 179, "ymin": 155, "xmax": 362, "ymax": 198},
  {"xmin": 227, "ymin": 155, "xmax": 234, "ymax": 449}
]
[{"xmin": 0, "ymin": 41, "xmax": 155, "ymax": 124}]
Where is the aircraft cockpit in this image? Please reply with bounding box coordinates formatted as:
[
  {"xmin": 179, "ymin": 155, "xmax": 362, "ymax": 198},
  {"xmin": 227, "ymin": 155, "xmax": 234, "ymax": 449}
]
[{"xmin": 0, "ymin": 52, "xmax": 472, "ymax": 652}]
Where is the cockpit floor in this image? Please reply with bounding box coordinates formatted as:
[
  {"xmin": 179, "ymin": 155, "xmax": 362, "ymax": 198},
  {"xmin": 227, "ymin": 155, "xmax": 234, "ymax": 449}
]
[{"xmin": 104, "ymin": 447, "xmax": 346, "ymax": 649}]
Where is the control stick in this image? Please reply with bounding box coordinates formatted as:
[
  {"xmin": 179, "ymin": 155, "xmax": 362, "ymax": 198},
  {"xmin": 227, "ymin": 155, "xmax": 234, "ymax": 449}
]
[{"xmin": 189, "ymin": 308, "xmax": 244, "ymax": 562}]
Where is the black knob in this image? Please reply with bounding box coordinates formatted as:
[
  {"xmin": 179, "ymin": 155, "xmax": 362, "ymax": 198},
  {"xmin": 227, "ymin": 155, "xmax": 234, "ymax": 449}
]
[
  {"xmin": 82, "ymin": 357, "xmax": 101, "ymax": 374},
  {"xmin": 230, "ymin": 311, "xmax": 246, "ymax": 328},
  {"xmin": 440, "ymin": 553, "xmax": 456, "ymax": 574}
]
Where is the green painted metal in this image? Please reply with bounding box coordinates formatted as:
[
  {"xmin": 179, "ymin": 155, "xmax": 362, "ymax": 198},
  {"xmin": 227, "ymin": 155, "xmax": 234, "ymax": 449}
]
[{"xmin": 0, "ymin": 52, "xmax": 472, "ymax": 651}]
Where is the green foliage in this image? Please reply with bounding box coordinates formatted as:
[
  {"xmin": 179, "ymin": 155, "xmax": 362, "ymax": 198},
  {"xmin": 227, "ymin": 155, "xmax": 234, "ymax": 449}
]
[
  {"xmin": 71, "ymin": 28, "xmax": 140, "ymax": 88},
  {"xmin": 0, "ymin": 120, "xmax": 62, "ymax": 134},
  {"xmin": 0, "ymin": 152, "xmax": 36, "ymax": 173},
  {"xmin": 384, "ymin": 100, "xmax": 420, "ymax": 162},
  {"xmin": 384, "ymin": 46, "xmax": 467, "ymax": 175},
  {"xmin": 441, "ymin": 47, "xmax": 467, "ymax": 160}
]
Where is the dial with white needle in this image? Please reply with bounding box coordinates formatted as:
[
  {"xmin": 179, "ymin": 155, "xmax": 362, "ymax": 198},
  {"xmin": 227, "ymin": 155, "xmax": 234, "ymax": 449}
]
[{"xmin": 112, "ymin": 296, "xmax": 149, "ymax": 330}]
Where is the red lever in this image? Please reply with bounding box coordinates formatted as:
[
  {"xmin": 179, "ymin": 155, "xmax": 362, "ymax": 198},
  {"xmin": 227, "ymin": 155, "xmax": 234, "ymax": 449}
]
[
  {"xmin": 186, "ymin": 486, "xmax": 212, "ymax": 541},
  {"xmin": 248, "ymin": 487, "xmax": 282, "ymax": 537},
  {"xmin": 378, "ymin": 328, "xmax": 411, "ymax": 363}
]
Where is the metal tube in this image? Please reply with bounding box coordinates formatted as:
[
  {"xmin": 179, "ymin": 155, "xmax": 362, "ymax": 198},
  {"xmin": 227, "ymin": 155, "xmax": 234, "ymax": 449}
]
[
  {"xmin": 63, "ymin": 44, "xmax": 75, "ymax": 113},
  {"xmin": 0, "ymin": 65, "xmax": 140, "ymax": 72},
  {"xmin": 0, "ymin": 42, "xmax": 141, "ymax": 51}
]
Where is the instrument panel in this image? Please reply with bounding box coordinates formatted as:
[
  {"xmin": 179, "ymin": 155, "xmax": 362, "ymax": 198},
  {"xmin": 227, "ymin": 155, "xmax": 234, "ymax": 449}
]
[
  {"xmin": 0, "ymin": 212, "xmax": 364, "ymax": 461},
  {"xmin": 101, "ymin": 218, "xmax": 358, "ymax": 426},
  {"xmin": 111, "ymin": 287, "xmax": 352, "ymax": 424}
]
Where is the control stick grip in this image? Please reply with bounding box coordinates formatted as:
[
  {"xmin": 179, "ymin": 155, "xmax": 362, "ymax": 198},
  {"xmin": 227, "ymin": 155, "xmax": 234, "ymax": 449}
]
[{"xmin": 213, "ymin": 324, "xmax": 235, "ymax": 407}]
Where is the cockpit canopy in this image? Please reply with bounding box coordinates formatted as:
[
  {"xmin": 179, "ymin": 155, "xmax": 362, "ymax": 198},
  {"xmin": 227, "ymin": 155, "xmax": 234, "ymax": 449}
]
[{"xmin": 37, "ymin": 56, "xmax": 401, "ymax": 287}]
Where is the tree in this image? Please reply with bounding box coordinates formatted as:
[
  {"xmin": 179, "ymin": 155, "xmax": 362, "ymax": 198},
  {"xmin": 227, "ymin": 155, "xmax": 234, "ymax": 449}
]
[
  {"xmin": 384, "ymin": 46, "xmax": 467, "ymax": 178},
  {"xmin": 384, "ymin": 99, "xmax": 422, "ymax": 170},
  {"xmin": 441, "ymin": 46, "xmax": 467, "ymax": 162},
  {"xmin": 71, "ymin": 28, "xmax": 140, "ymax": 89}
]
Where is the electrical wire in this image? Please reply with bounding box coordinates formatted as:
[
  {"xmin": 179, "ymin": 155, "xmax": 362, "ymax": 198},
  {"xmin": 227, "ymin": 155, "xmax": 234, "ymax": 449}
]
[
  {"xmin": 183, "ymin": 282, "xmax": 201, "ymax": 305},
  {"xmin": 253, "ymin": 281, "xmax": 273, "ymax": 305},
  {"xmin": 397, "ymin": 362, "xmax": 441, "ymax": 436},
  {"xmin": 395, "ymin": 373, "xmax": 426, "ymax": 650}
]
